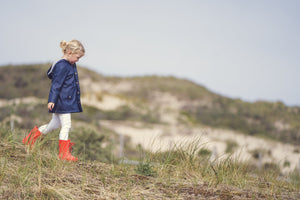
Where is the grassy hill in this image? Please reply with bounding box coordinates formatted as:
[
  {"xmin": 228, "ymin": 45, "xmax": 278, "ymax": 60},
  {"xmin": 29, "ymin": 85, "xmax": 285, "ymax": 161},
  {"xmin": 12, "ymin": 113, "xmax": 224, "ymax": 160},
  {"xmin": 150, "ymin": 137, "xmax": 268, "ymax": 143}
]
[
  {"xmin": 0, "ymin": 63, "xmax": 300, "ymax": 199},
  {"xmin": 0, "ymin": 129, "xmax": 299, "ymax": 199},
  {"xmin": 1, "ymin": 64, "xmax": 300, "ymax": 145}
]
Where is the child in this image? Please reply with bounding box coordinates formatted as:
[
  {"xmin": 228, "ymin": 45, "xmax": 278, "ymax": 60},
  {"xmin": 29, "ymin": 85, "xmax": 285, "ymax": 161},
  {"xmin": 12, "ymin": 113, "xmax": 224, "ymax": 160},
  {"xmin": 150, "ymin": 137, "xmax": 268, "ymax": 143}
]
[{"xmin": 23, "ymin": 39, "xmax": 85, "ymax": 161}]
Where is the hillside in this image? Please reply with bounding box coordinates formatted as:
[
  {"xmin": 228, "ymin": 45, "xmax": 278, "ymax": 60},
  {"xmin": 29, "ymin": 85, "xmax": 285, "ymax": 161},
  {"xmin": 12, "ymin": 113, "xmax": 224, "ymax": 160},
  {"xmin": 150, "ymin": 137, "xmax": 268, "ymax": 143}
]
[
  {"xmin": 0, "ymin": 63, "xmax": 300, "ymax": 199},
  {"xmin": 1, "ymin": 63, "xmax": 300, "ymax": 145},
  {"xmin": 1, "ymin": 130, "xmax": 300, "ymax": 199}
]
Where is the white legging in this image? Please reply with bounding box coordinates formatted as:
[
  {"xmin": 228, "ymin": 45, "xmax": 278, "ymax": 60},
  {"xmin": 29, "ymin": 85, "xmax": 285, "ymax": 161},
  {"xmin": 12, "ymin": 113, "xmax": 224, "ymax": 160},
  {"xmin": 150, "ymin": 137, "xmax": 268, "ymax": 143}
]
[{"xmin": 38, "ymin": 113, "xmax": 71, "ymax": 140}]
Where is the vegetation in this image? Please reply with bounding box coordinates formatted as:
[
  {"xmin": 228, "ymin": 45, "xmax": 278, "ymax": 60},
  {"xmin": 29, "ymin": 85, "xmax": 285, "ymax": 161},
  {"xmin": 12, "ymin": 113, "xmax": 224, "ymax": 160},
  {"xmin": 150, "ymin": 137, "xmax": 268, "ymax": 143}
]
[
  {"xmin": 100, "ymin": 105, "xmax": 161, "ymax": 124},
  {"xmin": 1, "ymin": 63, "xmax": 300, "ymax": 145},
  {"xmin": 0, "ymin": 128, "xmax": 299, "ymax": 199},
  {"xmin": 182, "ymin": 98, "xmax": 300, "ymax": 145},
  {"xmin": 0, "ymin": 63, "xmax": 300, "ymax": 198},
  {"xmin": 225, "ymin": 139, "xmax": 239, "ymax": 154},
  {"xmin": 0, "ymin": 64, "xmax": 51, "ymax": 99},
  {"xmin": 122, "ymin": 75, "xmax": 216, "ymax": 101}
]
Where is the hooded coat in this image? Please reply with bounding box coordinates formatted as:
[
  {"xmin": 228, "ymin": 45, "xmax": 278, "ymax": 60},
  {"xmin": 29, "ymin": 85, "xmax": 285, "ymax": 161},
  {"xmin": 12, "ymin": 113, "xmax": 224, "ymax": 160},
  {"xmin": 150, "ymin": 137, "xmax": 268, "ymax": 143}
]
[{"xmin": 47, "ymin": 59, "xmax": 82, "ymax": 113}]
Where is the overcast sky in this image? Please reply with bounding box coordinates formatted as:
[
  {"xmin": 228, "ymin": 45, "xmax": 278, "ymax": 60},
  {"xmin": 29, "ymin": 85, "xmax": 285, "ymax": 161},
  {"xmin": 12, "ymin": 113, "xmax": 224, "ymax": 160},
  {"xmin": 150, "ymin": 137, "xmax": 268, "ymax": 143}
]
[{"xmin": 0, "ymin": 0, "xmax": 299, "ymax": 106}]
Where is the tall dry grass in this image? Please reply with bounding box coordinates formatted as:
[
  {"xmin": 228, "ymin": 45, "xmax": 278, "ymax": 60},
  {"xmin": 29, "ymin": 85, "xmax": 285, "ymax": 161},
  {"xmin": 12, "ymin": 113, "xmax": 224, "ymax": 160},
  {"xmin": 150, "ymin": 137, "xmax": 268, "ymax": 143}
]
[{"xmin": 0, "ymin": 127, "xmax": 299, "ymax": 199}]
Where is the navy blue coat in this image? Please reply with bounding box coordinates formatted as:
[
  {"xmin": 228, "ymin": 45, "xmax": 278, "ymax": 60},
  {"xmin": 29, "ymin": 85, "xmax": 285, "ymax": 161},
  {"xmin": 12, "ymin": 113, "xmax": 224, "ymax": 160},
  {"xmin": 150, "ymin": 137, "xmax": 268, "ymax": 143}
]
[{"xmin": 47, "ymin": 59, "xmax": 82, "ymax": 113}]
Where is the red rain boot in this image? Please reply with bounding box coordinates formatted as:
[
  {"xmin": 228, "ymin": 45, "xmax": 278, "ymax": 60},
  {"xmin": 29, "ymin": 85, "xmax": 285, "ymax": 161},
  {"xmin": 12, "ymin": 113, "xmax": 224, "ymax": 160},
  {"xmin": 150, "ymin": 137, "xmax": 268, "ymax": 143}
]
[
  {"xmin": 59, "ymin": 140, "xmax": 78, "ymax": 161},
  {"xmin": 23, "ymin": 126, "xmax": 42, "ymax": 148}
]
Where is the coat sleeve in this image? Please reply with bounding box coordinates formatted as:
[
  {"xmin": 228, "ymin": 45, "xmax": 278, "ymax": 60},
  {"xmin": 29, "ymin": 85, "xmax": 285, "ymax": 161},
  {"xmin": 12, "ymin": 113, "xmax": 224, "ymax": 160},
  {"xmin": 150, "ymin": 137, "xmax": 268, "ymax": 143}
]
[{"xmin": 48, "ymin": 62, "xmax": 70, "ymax": 104}]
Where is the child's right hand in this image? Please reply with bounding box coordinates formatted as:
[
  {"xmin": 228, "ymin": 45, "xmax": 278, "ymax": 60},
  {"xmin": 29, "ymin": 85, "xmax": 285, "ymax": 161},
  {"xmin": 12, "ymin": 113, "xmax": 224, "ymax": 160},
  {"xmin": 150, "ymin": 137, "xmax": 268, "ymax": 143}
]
[{"xmin": 48, "ymin": 102, "xmax": 55, "ymax": 111}]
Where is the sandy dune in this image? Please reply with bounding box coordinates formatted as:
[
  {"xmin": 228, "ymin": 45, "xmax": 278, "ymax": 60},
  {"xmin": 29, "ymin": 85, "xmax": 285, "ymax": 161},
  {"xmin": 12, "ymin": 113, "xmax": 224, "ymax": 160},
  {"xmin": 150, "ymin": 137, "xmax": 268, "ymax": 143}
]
[{"xmin": 101, "ymin": 120, "xmax": 300, "ymax": 174}]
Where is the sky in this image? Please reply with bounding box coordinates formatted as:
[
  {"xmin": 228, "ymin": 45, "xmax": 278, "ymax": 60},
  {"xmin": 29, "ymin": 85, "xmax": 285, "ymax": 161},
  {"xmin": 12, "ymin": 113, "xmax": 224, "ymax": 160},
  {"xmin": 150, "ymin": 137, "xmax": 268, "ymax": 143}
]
[{"xmin": 0, "ymin": 0, "xmax": 299, "ymax": 106}]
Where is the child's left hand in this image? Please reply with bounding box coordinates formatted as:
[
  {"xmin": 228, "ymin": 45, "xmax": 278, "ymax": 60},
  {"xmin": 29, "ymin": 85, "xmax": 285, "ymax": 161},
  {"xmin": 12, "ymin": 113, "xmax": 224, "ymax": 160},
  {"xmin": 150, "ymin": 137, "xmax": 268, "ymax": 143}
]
[{"xmin": 48, "ymin": 102, "xmax": 55, "ymax": 111}]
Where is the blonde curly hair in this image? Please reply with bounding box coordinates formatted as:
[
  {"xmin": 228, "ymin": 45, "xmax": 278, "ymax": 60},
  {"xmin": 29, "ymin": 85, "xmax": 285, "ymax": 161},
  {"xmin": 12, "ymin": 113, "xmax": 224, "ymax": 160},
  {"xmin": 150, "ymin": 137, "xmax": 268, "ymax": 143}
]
[{"xmin": 60, "ymin": 39, "xmax": 85, "ymax": 55}]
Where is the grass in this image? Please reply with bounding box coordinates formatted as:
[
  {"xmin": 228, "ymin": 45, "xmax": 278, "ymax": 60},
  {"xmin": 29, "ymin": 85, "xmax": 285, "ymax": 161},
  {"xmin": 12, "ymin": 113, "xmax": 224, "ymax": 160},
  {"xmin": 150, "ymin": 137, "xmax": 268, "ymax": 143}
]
[
  {"xmin": 2, "ymin": 63, "xmax": 300, "ymax": 146},
  {"xmin": 0, "ymin": 127, "xmax": 299, "ymax": 199},
  {"xmin": 1, "ymin": 63, "xmax": 300, "ymax": 199}
]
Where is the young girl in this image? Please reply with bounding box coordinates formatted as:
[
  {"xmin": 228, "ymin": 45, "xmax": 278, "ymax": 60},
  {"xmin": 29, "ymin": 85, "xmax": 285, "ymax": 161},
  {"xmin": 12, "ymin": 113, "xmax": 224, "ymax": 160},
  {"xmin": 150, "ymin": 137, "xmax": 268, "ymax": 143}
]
[{"xmin": 23, "ymin": 39, "xmax": 85, "ymax": 161}]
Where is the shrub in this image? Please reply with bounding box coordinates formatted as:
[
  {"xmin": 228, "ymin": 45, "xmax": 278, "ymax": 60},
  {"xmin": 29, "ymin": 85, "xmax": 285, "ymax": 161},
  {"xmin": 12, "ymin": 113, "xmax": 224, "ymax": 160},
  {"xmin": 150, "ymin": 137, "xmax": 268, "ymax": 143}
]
[
  {"xmin": 71, "ymin": 127, "xmax": 117, "ymax": 162},
  {"xmin": 225, "ymin": 139, "xmax": 238, "ymax": 154},
  {"xmin": 198, "ymin": 148, "xmax": 212, "ymax": 158},
  {"xmin": 135, "ymin": 161, "xmax": 157, "ymax": 177}
]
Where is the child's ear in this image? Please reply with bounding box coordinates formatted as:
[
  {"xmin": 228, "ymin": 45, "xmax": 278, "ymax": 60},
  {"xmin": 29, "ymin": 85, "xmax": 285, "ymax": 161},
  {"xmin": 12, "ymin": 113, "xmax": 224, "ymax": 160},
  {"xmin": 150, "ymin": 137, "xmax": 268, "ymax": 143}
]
[{"xmin": 65, "ymin": 50, "xmax": 72, "ymax": 55}]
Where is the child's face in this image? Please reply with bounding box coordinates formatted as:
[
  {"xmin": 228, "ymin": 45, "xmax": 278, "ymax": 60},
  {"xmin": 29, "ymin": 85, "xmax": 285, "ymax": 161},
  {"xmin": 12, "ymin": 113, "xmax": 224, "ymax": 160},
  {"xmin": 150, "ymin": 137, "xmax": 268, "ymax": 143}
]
[{"xmin": 67, "ymin": 52, "xmax": 84, "ymax": 65}]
